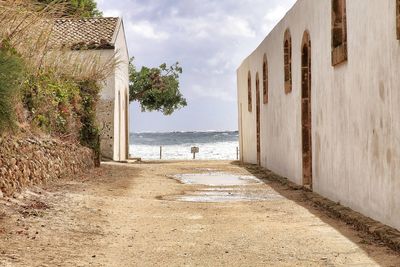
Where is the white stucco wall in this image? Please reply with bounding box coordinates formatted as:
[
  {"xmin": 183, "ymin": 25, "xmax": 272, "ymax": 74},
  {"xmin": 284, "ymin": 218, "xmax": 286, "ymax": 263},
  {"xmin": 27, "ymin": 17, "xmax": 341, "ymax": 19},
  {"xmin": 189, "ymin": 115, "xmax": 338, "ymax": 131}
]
[
  {"xmin": 97, "ymin": 49, "xmax": 117, "ymax": 160},
  {"xmin": 112, "ymin": 19, "xmax": 130, "ymax": 162},
  {"xmin": 237, "ymin": 0, "xmax": 400, "ymax": 230}
]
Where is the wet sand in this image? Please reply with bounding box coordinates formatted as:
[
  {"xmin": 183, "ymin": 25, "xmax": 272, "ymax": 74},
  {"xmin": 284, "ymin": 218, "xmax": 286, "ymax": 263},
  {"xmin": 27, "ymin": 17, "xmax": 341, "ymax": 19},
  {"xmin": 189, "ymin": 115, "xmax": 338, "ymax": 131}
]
[{"xmin": 0, "ymin": 161, "xmax": 399, "ymax": 266}]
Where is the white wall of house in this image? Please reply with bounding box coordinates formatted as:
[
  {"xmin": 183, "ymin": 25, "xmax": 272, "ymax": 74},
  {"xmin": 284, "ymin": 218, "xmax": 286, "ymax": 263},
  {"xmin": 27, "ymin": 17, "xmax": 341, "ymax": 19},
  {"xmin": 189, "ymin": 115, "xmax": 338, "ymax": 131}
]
[
  {"xmin": 97, "ymin": 20, "xmax": 130, "ymax": 162},
  {"xmin": 237, "ymin": 0, "xmax": 400, "ymax": 230},
  {"xmin": 112, "ymin": 20, "xmax": 130, "ymax": 162},
  {"xmin": 97, "ymin": 49, "xmax": 118, "ymax": 160}
]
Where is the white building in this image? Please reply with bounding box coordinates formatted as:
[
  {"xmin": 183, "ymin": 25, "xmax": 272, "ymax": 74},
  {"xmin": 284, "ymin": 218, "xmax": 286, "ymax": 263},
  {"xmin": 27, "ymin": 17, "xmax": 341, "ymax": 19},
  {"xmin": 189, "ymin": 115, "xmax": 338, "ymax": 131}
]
[
  {"xmin": 237, "ymin": 0, "xmax": 400, "ymax": 230},
  {"xmin": 50, "ymin": 17, "xmax": 130, "ymax": 161}
]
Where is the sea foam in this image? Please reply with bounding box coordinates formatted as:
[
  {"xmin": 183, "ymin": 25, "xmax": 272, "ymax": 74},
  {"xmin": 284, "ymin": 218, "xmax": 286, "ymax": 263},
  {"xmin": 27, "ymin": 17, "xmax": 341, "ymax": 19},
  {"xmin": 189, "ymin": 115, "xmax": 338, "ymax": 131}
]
[{"xmin": 129, "ymin": 131, "xmax": 239, "ymax": 160}]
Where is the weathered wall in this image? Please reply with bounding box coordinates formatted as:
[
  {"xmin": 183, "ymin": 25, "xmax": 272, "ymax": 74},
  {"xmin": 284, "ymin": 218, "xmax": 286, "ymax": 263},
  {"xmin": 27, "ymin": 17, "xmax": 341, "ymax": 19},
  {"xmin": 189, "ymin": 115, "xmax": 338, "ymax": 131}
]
[
  {"xmin": 97, "ymin": 97, "xmax": 115, "ymax": 159},
  {"xmin": 0, "ymin": 135, "xmax": 94, "ymax": 197},
  {"xmin": 237, "ymin": 0, "xmax": 400, "ymax": 230},
  {"xmin": 94, "ymin": 48, "xmax": 118, "ymax": 161},
  {"xmin": 97, "ymin": 20, "xmax": 130, "ymax": 162},
  {"xmin": 113, "ymin": 19, "xmax": 130, "ymax": 162}
]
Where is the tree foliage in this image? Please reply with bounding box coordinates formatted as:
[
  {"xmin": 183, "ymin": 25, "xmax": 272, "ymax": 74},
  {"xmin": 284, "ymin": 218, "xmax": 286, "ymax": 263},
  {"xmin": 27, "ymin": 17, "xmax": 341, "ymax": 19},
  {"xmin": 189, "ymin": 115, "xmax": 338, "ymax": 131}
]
[
  {"xmin": 36, "ymin": 0, "xmax": 102, "ymax": 17},
  {"xmin": 129, "ymin": 58, "xmax": 187, "ymax": 115}
]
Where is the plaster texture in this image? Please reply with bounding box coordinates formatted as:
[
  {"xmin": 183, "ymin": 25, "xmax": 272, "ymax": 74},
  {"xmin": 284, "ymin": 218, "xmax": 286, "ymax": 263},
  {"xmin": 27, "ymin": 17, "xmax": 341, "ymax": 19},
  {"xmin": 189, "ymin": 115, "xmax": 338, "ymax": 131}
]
[{"xmin": 237, "ymin": 0, "xmax": 400, "ymax": 230}]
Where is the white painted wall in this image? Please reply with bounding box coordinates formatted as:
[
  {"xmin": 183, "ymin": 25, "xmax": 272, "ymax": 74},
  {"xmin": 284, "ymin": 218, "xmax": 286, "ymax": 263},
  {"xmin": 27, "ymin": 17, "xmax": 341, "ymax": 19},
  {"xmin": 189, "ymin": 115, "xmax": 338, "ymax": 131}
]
[
  {"xmin": 112, "ymin": 19, "xmax": 130, "ymax": 162},
  {"xmin": 96, "ymin": 49, "xmax": 118, "ymax": 160},
  {"xmin": 237, "ymin": 0, "xmax": 400, "ymax": 230}
]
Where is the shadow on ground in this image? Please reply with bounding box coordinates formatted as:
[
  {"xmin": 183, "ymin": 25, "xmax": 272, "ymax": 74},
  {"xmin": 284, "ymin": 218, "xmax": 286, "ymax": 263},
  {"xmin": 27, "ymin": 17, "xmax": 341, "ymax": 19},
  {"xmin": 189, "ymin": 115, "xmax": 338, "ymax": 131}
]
[{"xmin": 231, "ymin": 161, "xmax": 400, "ymax": 265}]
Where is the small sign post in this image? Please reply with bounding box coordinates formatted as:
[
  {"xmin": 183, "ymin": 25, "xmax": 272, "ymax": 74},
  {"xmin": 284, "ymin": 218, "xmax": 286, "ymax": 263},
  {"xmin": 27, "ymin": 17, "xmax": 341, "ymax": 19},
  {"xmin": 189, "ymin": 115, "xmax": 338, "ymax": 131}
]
[{"xmin": 191, "ymin": 146, "xmax": 199, "ymax": 160}]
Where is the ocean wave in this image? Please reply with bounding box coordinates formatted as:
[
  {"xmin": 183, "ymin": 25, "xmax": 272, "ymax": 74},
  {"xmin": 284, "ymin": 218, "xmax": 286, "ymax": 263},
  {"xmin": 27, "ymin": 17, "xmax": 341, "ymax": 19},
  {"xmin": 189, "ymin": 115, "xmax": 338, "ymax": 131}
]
[
  {"xmin": 130, "ymin": 131, "xmax": 239, "ymax": 147},
  {"xmin": 130, "ymin": 130, "xmax": 238, "ymax": 135},
  {"xmin": 129, "ymin": 132, "xmax": 239, "ymax": 160}
]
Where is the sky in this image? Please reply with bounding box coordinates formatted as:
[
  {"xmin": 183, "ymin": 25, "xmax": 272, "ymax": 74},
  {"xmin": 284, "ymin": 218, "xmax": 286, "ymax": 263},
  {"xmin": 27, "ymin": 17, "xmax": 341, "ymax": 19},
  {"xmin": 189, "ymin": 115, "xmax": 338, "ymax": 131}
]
[{"xmin": 96, "ymin": 0, "xmax": 296, "ymax": 133}]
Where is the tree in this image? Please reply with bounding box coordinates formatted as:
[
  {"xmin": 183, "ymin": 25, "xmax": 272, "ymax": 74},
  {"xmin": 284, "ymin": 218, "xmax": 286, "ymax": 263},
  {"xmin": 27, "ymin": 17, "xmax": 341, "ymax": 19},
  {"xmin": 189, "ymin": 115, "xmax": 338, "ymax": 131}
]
[
  {"xmin": 129, "ymin": 58, "xmax": 187, "ymax": 115},
  {"xmin": 36, "ymin": 0, "xmax": 102, "ymax": 17}
]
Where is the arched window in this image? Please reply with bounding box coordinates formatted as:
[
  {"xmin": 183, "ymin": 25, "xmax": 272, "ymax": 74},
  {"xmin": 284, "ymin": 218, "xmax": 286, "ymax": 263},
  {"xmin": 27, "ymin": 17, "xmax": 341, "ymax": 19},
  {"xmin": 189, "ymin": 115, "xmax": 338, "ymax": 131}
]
[
  {"xmin": 397, "ymin": 0, "xmax": 400, "ymax": 39},
  {"xmin": 331, "ymin": 0, "xmax": 347, "ymax": 66},
  {"xmin": 262, "ymin": 54, "xmax": 268, "ymax": 104},
  {"xmin": 248, "ymin": 71, "xmax": 252, "ymax": 112},
  {"xmin": 284, "ymin": 29, "xmax": 292, "ymax": 94}
]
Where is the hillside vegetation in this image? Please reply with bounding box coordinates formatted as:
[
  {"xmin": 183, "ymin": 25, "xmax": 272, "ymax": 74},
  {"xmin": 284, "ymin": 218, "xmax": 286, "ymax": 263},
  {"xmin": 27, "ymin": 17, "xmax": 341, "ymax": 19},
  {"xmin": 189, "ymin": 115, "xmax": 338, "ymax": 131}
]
[{"xmin": 0, "ymin": 1, "xmax": 111, "ymax": 163}]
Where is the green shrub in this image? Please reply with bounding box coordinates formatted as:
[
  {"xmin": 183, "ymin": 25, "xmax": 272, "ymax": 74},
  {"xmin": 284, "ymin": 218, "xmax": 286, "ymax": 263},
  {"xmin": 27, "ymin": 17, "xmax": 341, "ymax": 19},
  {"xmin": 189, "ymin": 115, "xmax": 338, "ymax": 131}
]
[
  {"xmin": 21, "ymin": 74, "xmax": 102, "ymax": 166},
  {"xmin": 22, "ymin": 75, "xmax": 102, "ymax": 165},
  {"xmin": 77, "ymin": 80, "xmax": 101, "ymax": 166},
  {"xmin": 0, "ymin": 49, "xmax": 24, "ymax": 131},
  {"xmin": 22, "ymin": 73, "xmax": 82, "ymax": 136}
]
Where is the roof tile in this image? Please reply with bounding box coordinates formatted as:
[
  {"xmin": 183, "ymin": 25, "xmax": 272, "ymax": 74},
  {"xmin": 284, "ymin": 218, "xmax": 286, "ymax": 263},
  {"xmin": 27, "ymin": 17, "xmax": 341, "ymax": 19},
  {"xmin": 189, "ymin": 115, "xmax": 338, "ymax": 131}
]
[{"xmin": 49, "ymin": 17, "xmax": 119, "ymax": 50}]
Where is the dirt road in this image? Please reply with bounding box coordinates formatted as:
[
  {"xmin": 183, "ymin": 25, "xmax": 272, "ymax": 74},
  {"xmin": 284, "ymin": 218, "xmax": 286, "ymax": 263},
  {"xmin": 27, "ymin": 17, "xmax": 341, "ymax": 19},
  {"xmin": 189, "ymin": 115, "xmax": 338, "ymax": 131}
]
[{"xmin": 0, "ymin": 161, "xmax": 399, "ymax": 266}]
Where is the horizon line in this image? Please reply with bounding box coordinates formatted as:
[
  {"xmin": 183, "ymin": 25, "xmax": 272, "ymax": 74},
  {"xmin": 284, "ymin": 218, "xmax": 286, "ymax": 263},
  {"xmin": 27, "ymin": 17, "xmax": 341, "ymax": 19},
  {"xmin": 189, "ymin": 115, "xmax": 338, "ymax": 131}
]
[{"xmin": 130, "ymin": 130, "xmax": 239, "ymax": 134}]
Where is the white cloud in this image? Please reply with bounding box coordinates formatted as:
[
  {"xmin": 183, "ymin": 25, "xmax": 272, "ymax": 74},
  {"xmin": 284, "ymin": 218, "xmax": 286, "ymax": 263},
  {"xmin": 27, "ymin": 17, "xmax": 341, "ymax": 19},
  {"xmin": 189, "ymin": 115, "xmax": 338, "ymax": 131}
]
[
  {"xmin": 221, "ymin": 16, "xmax": 256, "ymax": 38},
  {"xmin": 126, "ymin": 21, "xmax": 170, "ymax": 41},
  {"xmin": 167, "ymin": 14, "xmax": 255, "ymax": 41},
  {"xmin": 191, "ymin": 85, "xmax": 236, "ymax": 102},
  {"xmin": 96, "ymin": 0, "xmax": 296, "ymax": 131},
  {"xmin": 102, "ymin": 9, "xmax": 122, "ymax": 17}
]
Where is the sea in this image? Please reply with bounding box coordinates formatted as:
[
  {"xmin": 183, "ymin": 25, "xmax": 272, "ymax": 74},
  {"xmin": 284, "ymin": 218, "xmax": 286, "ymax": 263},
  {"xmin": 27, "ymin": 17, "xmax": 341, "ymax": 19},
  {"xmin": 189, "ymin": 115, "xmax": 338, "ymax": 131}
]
[{"xmin": 129, "ymin": 131, "xmax": 239, "ymax": 160}]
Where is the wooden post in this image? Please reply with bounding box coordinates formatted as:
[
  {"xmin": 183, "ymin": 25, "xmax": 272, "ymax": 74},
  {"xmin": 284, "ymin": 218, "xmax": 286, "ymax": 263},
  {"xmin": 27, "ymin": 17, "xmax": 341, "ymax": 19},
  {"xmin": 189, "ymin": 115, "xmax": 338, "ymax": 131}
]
[
  {"xmin": 191, "ymin": 147, "xmax": 199, "ymax": 160},
  {"xmin": 160, "ymin": 146, "xmax": 162, "ymax": 160},
  {"xmin": 236, "ymin": 147, "xmax": 239, "ymax": 160}
]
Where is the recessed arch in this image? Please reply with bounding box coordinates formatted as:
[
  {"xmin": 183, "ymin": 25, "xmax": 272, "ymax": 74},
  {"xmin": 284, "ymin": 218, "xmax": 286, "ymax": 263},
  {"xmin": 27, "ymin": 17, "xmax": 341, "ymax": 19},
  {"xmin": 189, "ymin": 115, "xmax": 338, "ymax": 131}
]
[
  {"xmin": 301, "ymin": 30, "xmax": 312, "ymax": 189},
  {"xmin": 331, "ymin": 0, "xmax": 347, "ymax": 65},
  {"xmin": 255, "ymin": 72, "xmax": 261, "ymax": 165},
  {"xmin": 397, "ymin": 0, "xmax": 400, "ymax": 39},
  {"xmin": 283, "ymin": 29, "xmax": 292, "ymax": 94},
  {"xmin": 247, "ymin": 71, "xmax": 252, "ymax": 112},
  {"xmin": 262, "ymin": 54, "xmax": 268, "ymax": 104}
]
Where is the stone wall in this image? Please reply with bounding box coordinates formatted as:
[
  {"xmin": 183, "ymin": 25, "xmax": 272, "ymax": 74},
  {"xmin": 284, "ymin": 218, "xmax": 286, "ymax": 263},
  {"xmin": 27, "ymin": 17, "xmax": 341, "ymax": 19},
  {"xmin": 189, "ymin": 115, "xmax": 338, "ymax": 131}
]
[
  {"xmin": 97, "ymin": 99, "xmax": 114, "ymax": 160},
  {"xmin": 0, "ymin": 135, "xmax": 94, "ymax": 197}
]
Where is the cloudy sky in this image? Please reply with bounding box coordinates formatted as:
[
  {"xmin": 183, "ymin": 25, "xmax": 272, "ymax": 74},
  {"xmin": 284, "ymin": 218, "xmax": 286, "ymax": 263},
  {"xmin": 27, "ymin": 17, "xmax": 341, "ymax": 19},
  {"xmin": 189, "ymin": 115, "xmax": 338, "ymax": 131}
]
[{"xmin": 96, "ymin": 0, "xmax": 296, "ymax": 133}]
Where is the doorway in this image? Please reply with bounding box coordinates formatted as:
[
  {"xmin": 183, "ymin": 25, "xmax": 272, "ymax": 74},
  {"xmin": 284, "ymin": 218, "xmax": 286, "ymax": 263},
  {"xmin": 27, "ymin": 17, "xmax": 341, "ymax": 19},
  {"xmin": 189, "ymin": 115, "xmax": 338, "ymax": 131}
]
[
  {"xmin": 125, "ymin": 90, "xmax": 129, "ymax": 160},
  {"xmin": 256, "ymin": 73, "xmax": 261, "ymax": 166},
  {"xmin": 301, "ymin": 31, "xmax": 312, "ymax": 188},
  {"xmin": 118, "ymin": 90, "xmax": 122, "ymax": 161}
]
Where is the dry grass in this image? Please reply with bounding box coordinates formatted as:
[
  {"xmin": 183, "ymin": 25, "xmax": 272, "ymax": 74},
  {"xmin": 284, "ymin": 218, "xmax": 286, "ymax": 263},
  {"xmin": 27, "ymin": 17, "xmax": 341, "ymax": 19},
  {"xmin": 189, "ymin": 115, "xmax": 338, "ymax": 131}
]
[
  {"xmin": 43, "ymin": 49, "xmax": 119, "ymax": 82},
  {"xmin": 0, "ymin": 0, "xmax": 117, "ymax": 82}
]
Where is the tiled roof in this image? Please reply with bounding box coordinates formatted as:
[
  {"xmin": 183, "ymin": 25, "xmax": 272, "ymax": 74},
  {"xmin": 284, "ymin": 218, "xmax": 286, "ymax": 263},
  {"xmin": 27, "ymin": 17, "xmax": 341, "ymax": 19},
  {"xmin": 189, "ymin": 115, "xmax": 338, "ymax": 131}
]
[{"xmin": 49, "ymin": 17, "xmax": 119, "ymax": 50}]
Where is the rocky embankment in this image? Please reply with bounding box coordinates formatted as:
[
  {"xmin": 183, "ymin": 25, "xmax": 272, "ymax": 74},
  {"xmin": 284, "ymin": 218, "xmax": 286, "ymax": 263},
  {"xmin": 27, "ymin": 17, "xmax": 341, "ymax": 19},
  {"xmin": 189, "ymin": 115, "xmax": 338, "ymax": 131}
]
[{"xmin": 0, "ymin": 135, "xmax": 94, "ymax": 197}]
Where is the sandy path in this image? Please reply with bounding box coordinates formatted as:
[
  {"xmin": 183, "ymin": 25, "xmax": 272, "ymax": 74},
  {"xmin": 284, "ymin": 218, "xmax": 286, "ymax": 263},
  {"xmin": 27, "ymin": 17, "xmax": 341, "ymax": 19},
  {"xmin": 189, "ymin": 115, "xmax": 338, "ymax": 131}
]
[{"xmin": 0, "ymin": 161, "xmax": 399, "ymax": 266}]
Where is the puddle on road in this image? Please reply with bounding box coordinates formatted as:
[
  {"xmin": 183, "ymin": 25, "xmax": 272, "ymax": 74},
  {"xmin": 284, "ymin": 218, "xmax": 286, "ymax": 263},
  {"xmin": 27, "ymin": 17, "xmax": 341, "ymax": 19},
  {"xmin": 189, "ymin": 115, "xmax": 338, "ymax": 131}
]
[
  {"xmin": 173, "ymin": 172, "xmax": 262, "ymax": 186},
  {"xmin": 174, "ymin": 189, "xmax": 284, "ymax": 203},
  {"xmin": 163, "ymin": 173, "xmax": 283, "ymax": 203}
]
